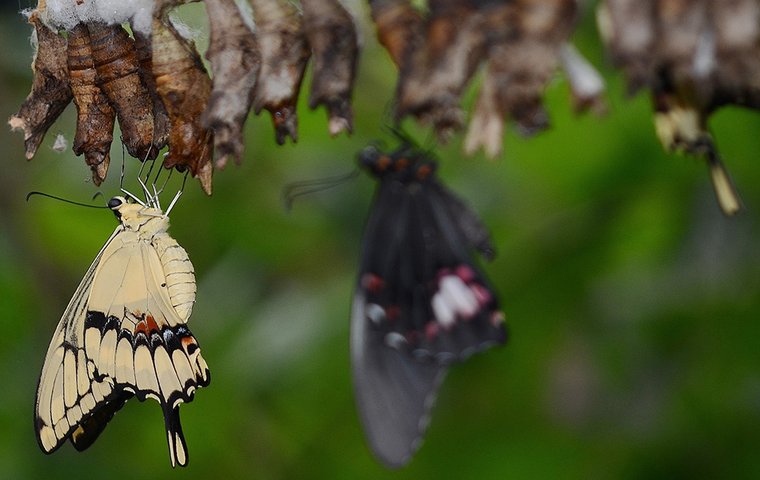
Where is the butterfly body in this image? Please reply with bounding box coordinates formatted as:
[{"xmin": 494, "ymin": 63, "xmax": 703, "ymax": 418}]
[
  {"xmin": 35, "ymin": 197, "xmax": 209, "ymax": 467},
  {"xmin": 352, "ymin": 144, "xmax": 507, "ymax": 467}
]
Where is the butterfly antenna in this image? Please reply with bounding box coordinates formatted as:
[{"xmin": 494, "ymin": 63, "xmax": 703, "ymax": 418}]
[
  {"xmin": 26, "ymin": 191, "xmax": 109, "ymax": 208},
  {"xmin": 282, "ymin": 169, "xmax": 360, "ymax": 211},
  {"xmin": 165, "ymin": 171, "xmax": 189, "ymax": 216}
]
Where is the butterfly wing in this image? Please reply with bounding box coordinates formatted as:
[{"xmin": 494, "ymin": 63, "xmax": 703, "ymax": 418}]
[
  {"xmin": 35, "ymin": 227, "xmax": 122, "ymax": 455},
  {"xmin": 351, "ymin": 292, "xmax": 447, "ymax": 468},
  {"xmin": 351, "ymin": 176, "xmax": 507, "ymax": 467},
  {"xmin": 35, "ymin": 229, "xmax": 209, "ymax": 467}
]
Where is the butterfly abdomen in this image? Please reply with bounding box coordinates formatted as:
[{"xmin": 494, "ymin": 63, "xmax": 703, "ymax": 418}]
[{"xmin": 153, "ymin": 234, "xmax": 196, "ymax": 322}]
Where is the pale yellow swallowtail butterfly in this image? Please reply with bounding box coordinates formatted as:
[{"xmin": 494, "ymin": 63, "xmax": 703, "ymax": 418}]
[{"xmin": 34, "ymin": 195, "xmax": 209, "ymax": 467}]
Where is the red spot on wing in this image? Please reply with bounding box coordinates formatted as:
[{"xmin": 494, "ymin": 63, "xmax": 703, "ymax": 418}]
[
  {"xmin": 456, "ymin": 264, "xmax": 476, "ymax": 283},
  {"xmin": 425, "ymin": 321, "xmax": 439, "ymax": 340},
  {"xmin": 361, "ymin": 273, "xmax": 385, "ymax": 294},
  {"xmin": 386, "ymin": 305, "xmax": 400, "ymax": 322},
  {"xmin": 471, "ymin": 284, "xmax": 492, "ymax": 306}
]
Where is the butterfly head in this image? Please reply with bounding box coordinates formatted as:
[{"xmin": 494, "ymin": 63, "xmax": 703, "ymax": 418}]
[
  {"xmin": 108, "ymin": 196, "xmax": 168, "ymax": 233},
  {"xmin": 357, "ymin": 145, "xmax": 438, "ymax": 183}
]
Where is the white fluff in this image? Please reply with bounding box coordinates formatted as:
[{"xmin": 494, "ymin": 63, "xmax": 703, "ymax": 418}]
[
  {"xmin": 130, "ymin": 2, "xmax": 155, "ymax": 36},
  {"xmin": 43, "ymin": 0, "xmax": 156, "ymax": 33}
]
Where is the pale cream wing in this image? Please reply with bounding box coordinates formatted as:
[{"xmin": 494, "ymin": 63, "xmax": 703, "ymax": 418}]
[{"xmin": 35, "ymin": 227, "xmax": 123, "ymax": 455}]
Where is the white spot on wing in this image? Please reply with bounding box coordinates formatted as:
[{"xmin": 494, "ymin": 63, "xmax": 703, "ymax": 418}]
[
  {"xmin": 384, "ymin": 332, "xmax": 407, "ymax": 350},
  {"xmin": 432, "ymin": 293, "xmax": 455, "ymax": 328},
  {"xmin": 365, "ymin": 303, "xmax": 385, "ymax": 325},
  {"xmin": 439, "ymin": 275, "xmax": 478, "ymax": 317}
]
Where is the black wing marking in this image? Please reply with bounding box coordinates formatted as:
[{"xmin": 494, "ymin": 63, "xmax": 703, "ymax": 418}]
[{"xmin": 70, "ymin": 392, "xmax": 132, "ymax": 451}]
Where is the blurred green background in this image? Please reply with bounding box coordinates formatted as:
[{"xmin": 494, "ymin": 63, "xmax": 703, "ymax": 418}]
[{"xmin": 3, "ymin": 2, "xmax": 760, "ymax": 479}]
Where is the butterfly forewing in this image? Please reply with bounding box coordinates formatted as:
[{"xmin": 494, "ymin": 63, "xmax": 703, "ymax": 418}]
[
  {"xmin": 35, "ymin": 199, "xmax": 209, "ymax": 467},
  {"xmin": 352, "ymin": 144, "xmax": 507, "ymax": 467}
]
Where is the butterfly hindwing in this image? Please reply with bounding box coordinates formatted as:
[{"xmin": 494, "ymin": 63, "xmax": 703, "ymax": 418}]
[
  {"xmin": 351, "ymin": 144, "xmax": 507, "ymax": 467},
  {"xmin": 351, "ymin": 293, "xmax": 447, "ymax": 468},
  {"xmin": 70, "ymin": 392, "xmax": 132, "ymax": 451},
  {"xmin": 35, "ymin": 199, "xmax": 209, "ymax": 467}
]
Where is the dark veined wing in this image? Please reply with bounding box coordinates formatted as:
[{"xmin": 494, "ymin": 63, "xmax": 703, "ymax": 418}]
[
  {"xmin": 351, "ymin": 165, "xmax": 507, "ymax": 467},
  {"xmin": 35, "ymin": 229, "xmax": 209, "ymax": 467}
]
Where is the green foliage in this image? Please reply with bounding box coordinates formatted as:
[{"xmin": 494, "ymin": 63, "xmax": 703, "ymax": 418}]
[{"xmin": 2, "ymin": 5, "xmax": 760, "ymax": 479}]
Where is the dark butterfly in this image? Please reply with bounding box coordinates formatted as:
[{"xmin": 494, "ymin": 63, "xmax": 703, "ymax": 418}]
[{"xmin": 351, "ymin": 141, "xmax": 508, "ymax": 468}]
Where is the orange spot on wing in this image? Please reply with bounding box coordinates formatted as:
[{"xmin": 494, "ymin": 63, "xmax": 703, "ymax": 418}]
[
  {"xmin": 145, "ymin": 315, "xmax": 159, "ymax": 333},
  {"xmin": 134, "ymin": 320, "xmax": 148, "ymax": 335},
  {"xmin": 416, "ymin": 164, "xmax": 432, "ymax": 180},
  {"xmin": 377, "ymin": 155, "xmax": 391, "ymax": 170}
]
